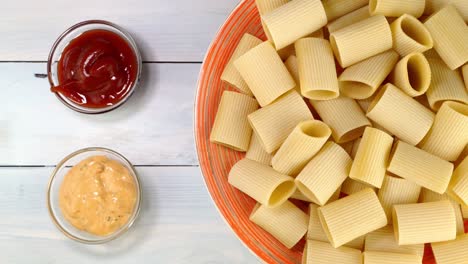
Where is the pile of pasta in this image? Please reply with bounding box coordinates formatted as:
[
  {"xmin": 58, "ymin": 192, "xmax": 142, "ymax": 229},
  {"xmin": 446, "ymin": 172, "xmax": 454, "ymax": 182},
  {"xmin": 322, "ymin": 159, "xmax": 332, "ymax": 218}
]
[{"xmin": 210, "ymin": 0, "xmax": 468, "ymax": 263}]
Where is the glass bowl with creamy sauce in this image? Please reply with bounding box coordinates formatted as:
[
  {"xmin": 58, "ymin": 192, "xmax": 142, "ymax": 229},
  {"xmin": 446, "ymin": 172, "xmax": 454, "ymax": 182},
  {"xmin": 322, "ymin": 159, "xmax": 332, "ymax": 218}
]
[{"xmin": 47, "ymin": 147, "xmax": 141, "ymax": 244}]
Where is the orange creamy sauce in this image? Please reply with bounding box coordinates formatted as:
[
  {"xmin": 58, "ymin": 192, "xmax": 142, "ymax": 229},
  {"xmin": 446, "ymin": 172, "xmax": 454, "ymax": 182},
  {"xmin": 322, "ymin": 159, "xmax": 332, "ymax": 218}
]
[{"xmin": 59, "ymin": 156, "xmax": 137, "ymax": 236}]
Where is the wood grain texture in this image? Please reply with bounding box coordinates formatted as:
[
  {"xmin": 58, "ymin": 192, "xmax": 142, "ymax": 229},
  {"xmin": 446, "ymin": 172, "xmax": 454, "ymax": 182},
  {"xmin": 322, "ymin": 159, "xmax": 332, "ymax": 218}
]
[
  {"xmin": 0, "ymin": 0, "xmax": 238, "ymax": 61},
  {"xmin": 0, "ymin": 167, "xmax": 258, "ymax": 264},
  {"xmin": 0, "ymin": 63, "xmax": 197, "ymax": 166}
]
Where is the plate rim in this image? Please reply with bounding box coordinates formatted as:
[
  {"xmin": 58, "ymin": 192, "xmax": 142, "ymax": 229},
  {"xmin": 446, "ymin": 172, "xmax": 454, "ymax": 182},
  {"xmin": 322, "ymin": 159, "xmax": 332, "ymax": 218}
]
[{"xmin": 193, "ymin": 0, "xmax": 271, "ymax": 263}]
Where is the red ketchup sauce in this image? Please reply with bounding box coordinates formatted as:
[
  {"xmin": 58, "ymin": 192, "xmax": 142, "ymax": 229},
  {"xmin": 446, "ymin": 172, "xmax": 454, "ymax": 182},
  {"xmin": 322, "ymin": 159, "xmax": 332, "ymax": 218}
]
[{"xmin": 51, "ymin": 29, "xmax": 138, "ymax": 108}]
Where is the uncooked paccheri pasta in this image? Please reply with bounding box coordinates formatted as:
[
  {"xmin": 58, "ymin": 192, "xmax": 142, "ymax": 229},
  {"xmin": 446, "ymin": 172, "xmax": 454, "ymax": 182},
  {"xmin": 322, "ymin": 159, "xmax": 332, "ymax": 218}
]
[{"xmin": 209, "ymin": 0, "xmax": 468, "ymax": 262}]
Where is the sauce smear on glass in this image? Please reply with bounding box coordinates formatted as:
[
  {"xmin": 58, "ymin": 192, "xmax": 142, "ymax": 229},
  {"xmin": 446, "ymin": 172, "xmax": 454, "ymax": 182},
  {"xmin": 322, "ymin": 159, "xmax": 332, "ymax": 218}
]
[{"xmin": 51, "ymin": 29, "xmax": 138, "ymax": 108}]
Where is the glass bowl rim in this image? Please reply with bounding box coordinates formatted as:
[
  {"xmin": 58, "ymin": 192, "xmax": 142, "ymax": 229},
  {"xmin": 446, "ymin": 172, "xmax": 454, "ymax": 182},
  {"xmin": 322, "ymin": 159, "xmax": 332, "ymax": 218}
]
[
  {"xmin": 46, "ymin": 147, "xmax": 142, "ymax": 244},
  {"xmin": 46, "ymin": 19, "xmax": 143, "ymax": 114}
]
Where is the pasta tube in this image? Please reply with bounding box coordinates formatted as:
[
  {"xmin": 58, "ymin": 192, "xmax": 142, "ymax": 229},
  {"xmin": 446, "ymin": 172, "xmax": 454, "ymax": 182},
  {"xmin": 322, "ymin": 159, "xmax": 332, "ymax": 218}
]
[
  {"xmin": 234, "ymin": 41, "xmax": 295, "ymax": 106},
  {"xmin": 448, "ymin": 156, "xmax": 468, "ymax": 206},
  {"xmin": 341, "ymin": 178, "xmax": 377, "ymax": 195},
  {"xmin": 245, "ymin": 132, "xmax": 272, "ymax": 165},
  {"xmin": 425, "ymin": 50, "xmax": 468, "ymax": 110},
  {"xmin": 393, "ymin": 200, "xmax": 457, "ymax": 245},
  {"xmin": 272, "ymin": 120, "xmax": 331, "ymax": 176},
  {"xmin": 318, "ymin": 188, "xmax": 387, "ymax": 248},
  {"xmin": 424, "ymin": 5, "xmax": 468, "ymax": 70},
  {"xmin": 377, "ymin": 175, "xmax": 422, "ymax": 222},
  {"xmin": 295, "ymin": 142, "xmax": 351, "ymax": 205},
  {"xmin": 431, "ymin": 234, "xmax": 468, "ymax": 264},
  {"xmin": 424, "ymin": 0, "xmax": 468, "ymax": 22},
  {"xmin": 349, "ymin": 127, "xmax": 394, "ymax": 188},
  {"xmin": 248, "ymin": 90, "xmax": 313, "ymax": 153},
  {"xmin": 327, "ymin": 6, "xmax": 370, "ymax": 33},
  {"xmin": 322, "ymin": 0, "xmax": 367, "ymax": 21},
  {"xmin": 339, "ymin": 50, "xmax": 399, "ymax": 99},
  {"xmin": 419, "ymin": 187, "xmax": 466, "ymax": 235},
  {"xmin": 210, "ymin": 91, "xmax": 259, "ymax": 151},
  {"xmin": 228, "ymin": 159, "xmax": 296, "ymax": 207},
  {"xmin": 255, "ymin": 0, "xmax": 289, "ymax": 15},
  {"xmin": 261, "ymin": 0, "xmax": 327, "ymax": 50},
  {"xmin": 366, "ymin": 83, "xmax": 435, "ymax": 145},
  {"xmin": 250, "ymin": 201, "xmax": 308, "ymax": 248},
  {"xmin": 295, "ymin": 38, "xmax": 339, "ymax": 100},
  {"xmin": 390, "ymin": 14, "xmax": 433, "ymax": 57},
  {"xmin": 365, "ymin": 226, "xmax": 424, "ymax": 256},
  {"xmin": 311, "ymin": 96, "xmax": 371, "ymax": 143},
  {"xmin": 390, "ymin": 52, "xmax": 431, "ymax": 97},
  {"xmin": 387, "ymin": 140, "xmax": 454, "ymax": 194},
  {"xmin": 303, "ymin": 240, "xmax": 362, "ymax": 264},
  {"xmin": 363, "ymin": 251, "xmax": 422, "ymax": 264},
  {"xmin": 369, "ymin": 0, "xmax": 425, "ymax": 17},
  {"xmin": 419, "ymin": 101, "xmax": 468, "ymax": 161},
  {"xmin": 330, "ymin": 15, "xmax": 392, "ymax": 68},
  {"xmin": 284, "ymin": 55, "xmax": 301, "ymax": 94},
  {"xmin": 221, "ymin": 34, "xmax": 263, "ymax": 95},
  {"xmin": 307, "ymin": 204, "xmax": 365, "ymax": 249}
]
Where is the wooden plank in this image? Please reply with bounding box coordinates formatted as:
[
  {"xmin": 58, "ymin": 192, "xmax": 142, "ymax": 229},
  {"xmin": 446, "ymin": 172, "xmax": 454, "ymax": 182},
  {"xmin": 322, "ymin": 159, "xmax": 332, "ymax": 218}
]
[
  {"xmin": 0, "ymin": 166, "xmax": 258, "ymax": 264},
  {"xmin": 0, "ymin": 63, "xmax": 198, "ymax": 166},
  {"xmin": 0, "ymin": 0, "xmax": 239, "ymax": 61}
]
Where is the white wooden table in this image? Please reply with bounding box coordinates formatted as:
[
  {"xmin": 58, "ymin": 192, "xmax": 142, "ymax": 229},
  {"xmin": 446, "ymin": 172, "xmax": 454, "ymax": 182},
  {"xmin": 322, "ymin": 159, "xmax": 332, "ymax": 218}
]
[{"xmin": 0, "ymin": 1, "xmax": 259, "ymax": 263}]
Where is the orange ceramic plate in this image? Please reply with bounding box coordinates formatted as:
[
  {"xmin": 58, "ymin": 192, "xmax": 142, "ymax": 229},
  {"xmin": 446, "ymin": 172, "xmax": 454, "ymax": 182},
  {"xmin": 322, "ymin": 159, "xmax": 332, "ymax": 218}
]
[{"xmin": 194, "ymin": 0, "xmax": 467, "ymax": 263}]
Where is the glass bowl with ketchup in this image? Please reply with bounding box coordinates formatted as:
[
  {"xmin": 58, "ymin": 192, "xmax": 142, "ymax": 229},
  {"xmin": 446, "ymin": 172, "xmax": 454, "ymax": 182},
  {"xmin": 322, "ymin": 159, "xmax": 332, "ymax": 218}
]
[
  {"xmin": 47, "ymin": 20, "xmax": 142, "ymax": 114},
  {"xmin": 47, "ymin": 147, "xmax": 142, "ymax": 244}
]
